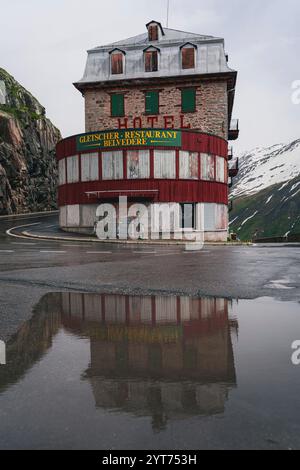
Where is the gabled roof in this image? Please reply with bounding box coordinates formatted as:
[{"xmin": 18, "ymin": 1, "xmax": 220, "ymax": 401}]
[
  {"xmin": 179, "ymin": 42, "xmax": 198, "ymax": 49},
  {"xmin": 143, "ymin": 45, "xmax": 160, "ymax": 52},
  {"xmin": 108, "ymin": 48, "xmax": 126, "ymax": 55}
]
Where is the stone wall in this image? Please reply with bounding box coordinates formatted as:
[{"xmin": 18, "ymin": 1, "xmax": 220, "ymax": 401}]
[{"xmin": 84, "ymin": 80, "xmax": 228, "ymax": 140}]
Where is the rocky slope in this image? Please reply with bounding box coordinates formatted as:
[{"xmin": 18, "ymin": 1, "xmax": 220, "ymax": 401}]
[
  {"xmin": 0, "ymin": 68, "xmax": 61, "ymax": 215},
  {"xmin": 230, "ymin": 140, "xmax": 300, "ymax": 240}
]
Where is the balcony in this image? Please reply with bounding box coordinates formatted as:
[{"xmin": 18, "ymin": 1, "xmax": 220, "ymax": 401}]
[
  {"xmin": 228, "ymin": 119, "xmax": 239, "ymax": 141},
  {"xmin": 228, "ymin": 147, "xmax": 233, "ymax": 161},
  {"xmin": 228, "ymin": 158, "xmax": 239, "ymax": 178}
]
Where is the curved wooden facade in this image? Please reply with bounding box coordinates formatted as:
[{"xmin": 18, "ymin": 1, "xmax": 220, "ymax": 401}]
[{"xmin": 56, "ymin": 129, "xmax": 228, "ymax": 207}]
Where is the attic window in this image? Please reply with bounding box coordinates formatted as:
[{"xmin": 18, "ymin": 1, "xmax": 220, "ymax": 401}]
[
  {"xmin": 181, "ymin": 45, "xmax": 196, "ymax": 69},
  {"xmin": 144, "ymin": 49, "xmax": 158, "ymax": 72},
  {"xmin": 110, "ymin": 50, "xmax": 124, "ymax": 75},
  {"xmin": 148, "ymin": 24, "xmax": 159, "ymax": 41}
]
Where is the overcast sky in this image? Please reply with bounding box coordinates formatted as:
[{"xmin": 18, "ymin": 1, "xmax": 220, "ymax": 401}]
[{"xmin": 0, "ymin": 0, "xmax": 299, "ymax": 151}]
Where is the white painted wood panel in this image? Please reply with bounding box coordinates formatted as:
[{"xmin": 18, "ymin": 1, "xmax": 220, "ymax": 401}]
[
  {"xmin": 179, "ymin": 151, "xmax": 198, "ymax": 179},
  {"xmin": 102, "ymin": 151, "xmax": 123, "ymax": 180},
  {"xmin": 154, "ymin": 150, "xmax": 176, "ymax": 179},
  {"xmin": 66, "ymin": 156, "xmax": 79, "ymax": 183}
]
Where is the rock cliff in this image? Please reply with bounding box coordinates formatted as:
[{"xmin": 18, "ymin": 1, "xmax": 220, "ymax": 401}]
[{"xmin": 0, "ymin": 68, "xmax": 61, "ymax": 214}]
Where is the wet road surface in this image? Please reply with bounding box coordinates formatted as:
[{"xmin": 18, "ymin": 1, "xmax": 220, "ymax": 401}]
[{"xmin": 0, "ymin": 214, "xmax": 300, "ymax": 449}]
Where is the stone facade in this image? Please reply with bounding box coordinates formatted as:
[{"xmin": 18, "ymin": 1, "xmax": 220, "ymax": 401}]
[{"xmin": 84, "ymin": 80, "xmax": 228, "ymax": 140}]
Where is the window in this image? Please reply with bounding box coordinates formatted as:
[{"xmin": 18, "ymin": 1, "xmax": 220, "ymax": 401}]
[
  {"xmin": 102, "ymin": 151, "xmax": 123, "ymax": 180},
  {"xmin": 145, "ymin": 91, "xmax": 159, "ymax": 114},
  {"xmin": 181, "ymin": 88, "xmax": 196, "ymax": 113},
  {"xmin": 81, "ymin": 153, "xmax": 99, "ymax": 182},
  {"xmin": 179, "ymin": 151, "xmax": 199, "ymax": 179},
  {"xmin": 201, "ymin": 153, "xmax": 215, "ymax": 181},
  {"xmin": 154, "ymin": 150, "xmax": 176, "ymax": 179},
  {"xmin": 180, "ymin": 203, "xmax": 196, "ymax": 229},
  {"xmin": 111, "ymin": 52, "xmax": 124, "ymax": 75},
  {"xmin": 216, "ymin": 156, "xmax": 226, "ymax": 183},
  {"xmin": 111, "ymin": 94, "xmax": 124, "ymax": 117},
  {"xmin": 182, "ymin": 47, "xmax": 195, "ymax": 69},
  {"xmin": 127, "ymin": 150, "xmax": 150, "ymax": 179},
  {"xmin": 145, "ymin": 50, "xmax": 158, "ymax": 72},
  {"xmin": 66, "ymin": 155, "xmax": 79, "ymax": 183},
  {"xmin": 215, "ymin": 204, "xmax": 228, "ymax": 230},
  {"xmin": 148, "ymin": 24, "xmax": 158, "ymax": 41},
  {"xmin": 58, "ymin": 159, "xmax": 66, "ymax": 186},
  {"xmin": 203, "ymin": 203, "xmax": 216, "ymax": 231}
]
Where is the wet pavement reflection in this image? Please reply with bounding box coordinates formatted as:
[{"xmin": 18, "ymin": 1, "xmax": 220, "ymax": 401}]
[{"xmin": 0, "ymin": 293, "xmax": 300, "ymax": 449}]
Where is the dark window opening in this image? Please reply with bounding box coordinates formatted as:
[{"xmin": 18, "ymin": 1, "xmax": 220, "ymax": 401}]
[
  {"xmin": 111, "ymin": 53, "xmax": 124, "ymax": 75},
  {"xmin": 111, "ymin": 94, "xmax": 125, "ymax": 117},
  {"xmin": 181, "ymin": 88, "xmax": 196, "ymax": 113},
  {"xmin": 148, "ymin": 25, "xmax": 159, "ymax": 41},
  {"xmin": 145, "ymin": 90, "xmax": 159, "ymax": 114},
  {"xmin": 182, "ymin": 47, "xmax": 195, "ymax": 69},
  {"xmin": 180, "ymin": 203, "xmax": 196, "ymax": 229},
  {"xmin": 145, "ymin": 51, "xmax": 158, "ymax": 72}
]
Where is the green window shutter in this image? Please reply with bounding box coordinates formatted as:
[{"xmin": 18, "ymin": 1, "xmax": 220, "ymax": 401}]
[
  {"xmin": 145, "ymin": 91, "xmax": 159, "ymax": 114},
  {"xmin": 111, "ymin": 94, "xmax": 124, "ymax": 117},
  {"xmin": 181, "ymin": 88, "xmax": 196, "ymax": 113}
]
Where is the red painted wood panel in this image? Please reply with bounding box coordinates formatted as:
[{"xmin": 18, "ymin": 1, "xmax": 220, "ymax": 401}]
[{"xmin": 58, "ymin": 179, "xmax": 228, "ymax": 206}]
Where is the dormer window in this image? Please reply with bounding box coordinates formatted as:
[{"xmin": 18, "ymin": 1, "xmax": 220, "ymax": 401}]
[
  {"xmin": 144, "ymin": 47, "xmax": 159, "ymax": 72},
  {"xmin": 180, "ymin": 43, "xmax": 197, "ymax": 70},
  {"xmin": 110, "ymin": 49, "xmax": 125, "ymax": 75},
  {"xmin": 148, "ymin": 24, "xmax": 158, "ymax": 41},
  {"xmin": 146, "ymin": 20, "xmax": 165, "ymax": 42}
]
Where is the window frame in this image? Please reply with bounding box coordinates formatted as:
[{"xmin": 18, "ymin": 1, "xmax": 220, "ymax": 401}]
[
  {"xmin": 145, "ymin": 90, "xmax": 159, "ymax": 115},
  {"xmin": 181, "ymin": 46, "xmax": 196, "ymax": 70},
  {"xmin": 181, "ymin": 88, "xmax": 196, "ymax": 113},
  {"xmin": 144, "ymin": 48, "xmax": 159, "ymax": 73},
  {"xmin": 180, "ymin": 203, "xmax": 196, "ymax": 230},
  {"xmin": 148, "ymin": 24, "xmax": 159, "ymax": 41},
  {"xmin": 111, "ymin": 93, "xmax": 125, "ymax": 118},
  {"xmin": 110, "ymin": 51, "xmax": 125, "ymax": 75}
]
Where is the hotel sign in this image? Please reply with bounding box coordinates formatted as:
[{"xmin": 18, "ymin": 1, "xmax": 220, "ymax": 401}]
[{"xmin": 76, "ymin": 129, "xmax": 182, "ymax": 151}]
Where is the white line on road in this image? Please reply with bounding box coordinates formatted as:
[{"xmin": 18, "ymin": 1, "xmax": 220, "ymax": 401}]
[
  {"xmin": 0, "ymin": 250, "xmax": 14, "ymax": 253},
  {"xmin": 6, "ymin": 223, "xmax": 40, "ymax": 239},
  {"xmin": 62, "ymin": 244, "xmax": 84, "ymax": 247},
  {"xmin": 11, "ymin": 242, "xmax": 37, "ymax": 246},
  {"xmin": 133, "ymin": 251, "xmax": 157, "ymax": 254},
  {"xmin": 86, "ymin": 251, "xmax": 112, "ymax": 254},
  {"xmin": 40, "ymin": 251, "xmax": 67, "ymax": 254}
]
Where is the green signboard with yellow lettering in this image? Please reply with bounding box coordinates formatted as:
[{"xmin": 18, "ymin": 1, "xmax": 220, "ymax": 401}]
[{"xmin": 76, "ymin": 129, "xmax": 182, "ymax": 151}]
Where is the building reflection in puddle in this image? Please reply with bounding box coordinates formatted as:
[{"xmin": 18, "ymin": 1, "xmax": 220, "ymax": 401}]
[{"xmin": 0, "ymin": 292, "xmax": 238, "ymax": 432}]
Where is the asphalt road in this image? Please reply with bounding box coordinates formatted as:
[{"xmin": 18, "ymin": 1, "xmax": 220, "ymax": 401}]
[{"xmin": 0, "ymin": 212, "xmax": 300, "ymax": 339}]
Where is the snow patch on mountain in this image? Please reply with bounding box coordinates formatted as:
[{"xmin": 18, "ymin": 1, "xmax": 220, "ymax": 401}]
[{"xmin": 231, "ymin": 139, "xmax": 300, "ymax": 197}]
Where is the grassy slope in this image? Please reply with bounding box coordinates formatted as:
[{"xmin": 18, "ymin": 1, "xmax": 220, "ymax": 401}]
[{"xmin": 230, "ymin": 176, "xmax": 300, "ymax": 240}]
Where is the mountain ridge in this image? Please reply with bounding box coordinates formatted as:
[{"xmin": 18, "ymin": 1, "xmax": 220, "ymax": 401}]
[{"xmin": 230, "ymin": 139, "xmax": 300, "ymax": 240}]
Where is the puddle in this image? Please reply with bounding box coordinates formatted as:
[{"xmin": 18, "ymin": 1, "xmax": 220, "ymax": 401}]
[{"xmin": 0, "ymin": 293, "xmax": 300, "ymax": 449}]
